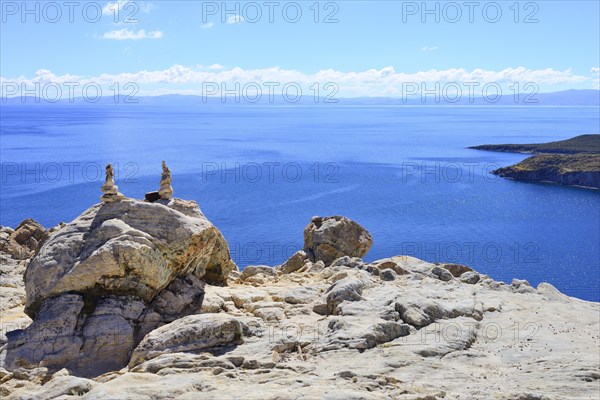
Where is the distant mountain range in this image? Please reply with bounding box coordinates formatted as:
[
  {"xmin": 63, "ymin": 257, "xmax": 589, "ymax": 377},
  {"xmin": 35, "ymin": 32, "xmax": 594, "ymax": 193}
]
[
  {"xmin": 332, "ymin": 89, "xmax": 600, "ymax": 106},
  {"xmin": 2, "ymin": 89, "xmax": 599, "ymax": 106}
]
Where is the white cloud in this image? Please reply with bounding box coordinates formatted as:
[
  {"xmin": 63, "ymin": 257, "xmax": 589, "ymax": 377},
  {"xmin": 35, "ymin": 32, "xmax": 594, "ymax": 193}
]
[
  {"xmin": 591, "ymin": 67, "xmax": 600, "ymax": 89},
  {"xmin": 421, "ymin": 46, "xmax": 438, "ymax": 52},
  {"xmin": 103, "ymin": 1, "xmax": 155, "ymax": 15},
  {"xmin": 201, "ymin": 22, "xmax": 214, "ymax": 29},
  {"xmin": 226, "ymin": 15, "xmax": 244, "ymax": 24},
  {"xmin": 101, "ymin": 29, "xmax": 163, "ymax": 40},
  {"xmin": 2, "ymin": 66, "xmax": 595, "ymax": 97},
  {"xmin": 102, "ymin": 1, "xmax": 127, "ymax": 15}
]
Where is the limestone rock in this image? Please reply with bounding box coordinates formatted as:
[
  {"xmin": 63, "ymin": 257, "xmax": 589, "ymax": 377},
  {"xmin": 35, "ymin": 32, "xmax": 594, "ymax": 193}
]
[
  {"xmin": 5, "ymin": 295, "xmax": 85, "ymax": 371},
  {"xmin": 431, "ymin": 266, "xmax": 453, "ymax": 282},
  {"xmin": 15, "ymin": 375, "xmax": 96, "ymax": 399},
  {"xmin": 320, "ymin": 317, "xmax": 411, "ymax": 351},
  {"xmin": 512, "ymin": 278, "xmax": 536, "ymax": 294},
  {"xmin": 306, "ymin": 260, "xmax": 325, "ymax": 274},
  {"xmin": 144, "ymin": 274, "xmax": 206, "ymax": 324},
  {"xmin": 3, "ymin": 251, "xmax": 599, "ymax": 399},
  {"xmin": 0, "ymin": 255, "xmax": 28, "ymax": 313},
  {"xmin": 25, "ymin": 198, "xmax": 235, "ymax": 316},
  {"xmin": 395, "ymin": 295, "xmax": 483, "ymax": 329},
  {"xmin": 4, "ymin": 291, "xmax": 169, "ymax": 377},
  {"xmin": 460, "ymin": 271, "xmax": 480, "ymax": 284},
  {"xmin": 240, "ymin": 265, "xmax": 276, "ymax": 280},
  {"xmin": 0, "ymin": 226, "xmax": 13, "ymax": 243},
  {"xmin": 537, "ymin": 282, "xmax": 570, "ymax": 301},
  {"xmin": 230, "ymin": 288, "xmax": 269, "ymax": 308},
  {"xmin": 2, "ymin": 214, "xmax": 599, "ymax": 400},
  {"xmin": 282, "ymin": 287, "xmax": 318, "ymax": 304},
  {"xmin": 371, "ymin": 259, "xmax": 410, "ymax": 276},
  {"xmin": 380, "ymin": 268, "xmax": 397, "ymax": 281},
  {"xmin": 319, "ymin": 273, "xmax": 371, "ymax": 315},
  {"xmin": 9, "ymin": 366, "xmax": 49, "ymax": 384},
  {"xmin": 303, "ymin": 216, "xmax": 373, "ymax": 265},
  {"xmin": 6, "ymin": 198, "xmax": 236, "ymax": 376},
  {"xmin": 201, "ymin": 290, "xmax": 226, "ymax": 313},
  {"xmin": 512, "ymin": 278, "xmax": 531, "ymax": 288},
  {"xmin": 129, "ymin": 314, "xmax": 244, "ymax": 367},
  {"xmin": 330, "ymin": 256, "xmax": 365, "ymax": 269},
  {"xmin": 440, "ymin": 263, "xmax": 473, "ymax": 277},
  {"xmin": 279, "ymin": 250, "xmax": 308, "ymax": 274},
  {"xmin": 0, "ymin": 219, "xmax": 47, "ymax": 260}
]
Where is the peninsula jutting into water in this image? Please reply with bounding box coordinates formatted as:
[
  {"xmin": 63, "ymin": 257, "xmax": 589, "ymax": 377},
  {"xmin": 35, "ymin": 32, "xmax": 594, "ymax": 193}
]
[{"xmin": 471, "ymin": 134, "xmax": 600, "ymax": 189}]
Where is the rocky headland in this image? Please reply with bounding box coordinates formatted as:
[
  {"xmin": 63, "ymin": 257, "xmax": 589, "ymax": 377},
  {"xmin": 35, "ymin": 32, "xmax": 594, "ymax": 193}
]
[
  {"xmin": 0, "ymin": 168, "xmax": 599, "ymax": 399},
  {"xmin": 470, "ymin": 134, "xmax": 600, "ymax": 189}
]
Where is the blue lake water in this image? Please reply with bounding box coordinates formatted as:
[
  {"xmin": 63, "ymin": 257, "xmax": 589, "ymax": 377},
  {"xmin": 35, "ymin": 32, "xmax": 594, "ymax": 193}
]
[{"xmin": 1, "ymin": 104, "xmax": 599, "ymax": 301}]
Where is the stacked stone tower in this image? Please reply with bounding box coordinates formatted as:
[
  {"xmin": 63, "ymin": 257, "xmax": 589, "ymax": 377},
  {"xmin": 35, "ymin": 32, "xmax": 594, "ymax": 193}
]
[
  {"xmin": 158, "ymin": 160, "xmax": 174, "ymax": 200},
  {"xmin": 100, "ymin": 163, "xmax": 125, "ymax": 203}
]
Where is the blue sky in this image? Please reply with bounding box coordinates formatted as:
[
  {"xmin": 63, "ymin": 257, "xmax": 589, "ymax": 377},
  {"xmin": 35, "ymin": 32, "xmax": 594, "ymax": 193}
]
[{"xmin": 1, "ymin": 0, "xmax": 599, "ymax": 97}]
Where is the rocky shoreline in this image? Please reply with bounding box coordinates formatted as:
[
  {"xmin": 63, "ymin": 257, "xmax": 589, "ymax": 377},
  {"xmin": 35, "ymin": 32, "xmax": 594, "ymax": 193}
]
[
  {"xmin": 470, "ymin": 135, "xmax": 600, "ymax": 189},
  {"xmin": 1, "ymin": 197, "xmax": 599, "ymax": 399},
  {"xmin": 492, "ymin": 154, "xmax": 600, "ymax": 189}
]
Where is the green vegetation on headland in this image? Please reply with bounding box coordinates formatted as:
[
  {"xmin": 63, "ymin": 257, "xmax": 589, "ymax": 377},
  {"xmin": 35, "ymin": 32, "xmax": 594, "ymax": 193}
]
[
  {"xmin": 470, "ymin": 134, "xmax": 600, "ymax": 189},
  {"xmin": 469, "ymin": 134, "xmax": 600, "ymax": 154}
]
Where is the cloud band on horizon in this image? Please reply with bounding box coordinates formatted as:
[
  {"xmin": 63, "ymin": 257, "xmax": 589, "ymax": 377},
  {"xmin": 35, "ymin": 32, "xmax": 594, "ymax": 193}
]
[{"xmin": 1, "ymin": 65, "xmax": 598, "ymax": 97}]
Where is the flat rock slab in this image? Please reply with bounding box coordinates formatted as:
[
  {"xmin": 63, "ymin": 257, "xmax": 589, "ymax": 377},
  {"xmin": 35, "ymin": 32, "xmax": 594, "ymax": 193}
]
[{"xmin": 129, "ymin": 314, "xmax": 244, "ymax": 367}]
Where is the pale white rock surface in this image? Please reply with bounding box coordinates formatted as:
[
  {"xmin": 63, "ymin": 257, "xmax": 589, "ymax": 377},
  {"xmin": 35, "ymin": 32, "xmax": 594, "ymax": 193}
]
[
  {"xmin": 277, "ymin": 250, "xmax": 308, "ymax": 274},
  {"xmin": 1, "ymin": 217, "xmax": 599, "ymax": 399},
  {"xmin": 25, "ymin": 198, "xmax": 234, "ymax": 314},
  {"xmin": 129, "ymin": 314, "xmax": 244, "ymax": 367},
  {"xmin": 2, "ymin": 199, "xmax": 236, "ymax": 376},
  {"xmin": 0, "ymin": 221, "xmax": 43, "ymax": 369}
]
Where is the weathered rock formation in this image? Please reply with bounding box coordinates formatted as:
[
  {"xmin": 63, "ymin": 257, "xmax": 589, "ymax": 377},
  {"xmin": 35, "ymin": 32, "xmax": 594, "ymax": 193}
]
[
  {"xmin": 4, "ymin": 198, "xmax": 236, "ymax": 376},
  {"xmin": 129, "ymin": 314, "xmax": 244, "ymax": 367},
  {"xmin": 0, "ymin": 219, "xmax": 47, "ymax": 260},
  {"xmin": 0, "ymin": 214, "xmax": 598, "ymax": 399},
  {"xmin": 0, "ymin": 223, "xmax": 41, "ymax": 348},
  {"xmin": 492, "ymin": 154, "xmax": 600, "ymax": 189},
  {"xmin": 303, "ymin": 216, "xmax": 373, "ymax": 265}
]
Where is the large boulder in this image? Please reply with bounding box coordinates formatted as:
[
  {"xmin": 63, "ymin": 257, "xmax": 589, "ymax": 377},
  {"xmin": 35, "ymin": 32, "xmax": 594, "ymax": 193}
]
[
  {"xmin": 5, "ymin": 198, "xmax": 237, "ymax": 376},
  {"xmin": 24, "ymin": 198, "xmax": 235, "ymax": 316},
  {"xmin": 303, "ymin": 216, "xmax": 373, "ymax": 266},
  {"xmin": 0, "ymin": 219, "xmax": 48, "ymax": 260}
]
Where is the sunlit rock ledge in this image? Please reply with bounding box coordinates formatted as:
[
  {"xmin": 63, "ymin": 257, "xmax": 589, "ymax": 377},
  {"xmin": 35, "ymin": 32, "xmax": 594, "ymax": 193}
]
[{"xmin": 0, "ymin": 199, "xmax": 598, "ymax": 400}]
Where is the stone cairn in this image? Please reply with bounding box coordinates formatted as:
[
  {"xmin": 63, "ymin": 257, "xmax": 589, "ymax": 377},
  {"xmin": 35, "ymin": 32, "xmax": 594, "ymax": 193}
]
[
  {"xmin": 158, "ymin": 160, "xmax": 174, "ymax": 200},
  {"xmin": 100, "ymin": 163, "xmax": 125, "ymax": 203}
]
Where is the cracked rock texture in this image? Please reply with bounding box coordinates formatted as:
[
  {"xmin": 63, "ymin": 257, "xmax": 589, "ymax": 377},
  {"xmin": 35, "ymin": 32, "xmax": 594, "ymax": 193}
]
[
  {"xmin": 2, "ymin": 199, "xmax": 236, "ymax": 377},
  {"xmin": 0, "ymin": 214, "xmax": 599, "ymax": 399},
  {"xmin": 303, "ymin": 216, "xmax": 373, "ymax": 265}
]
